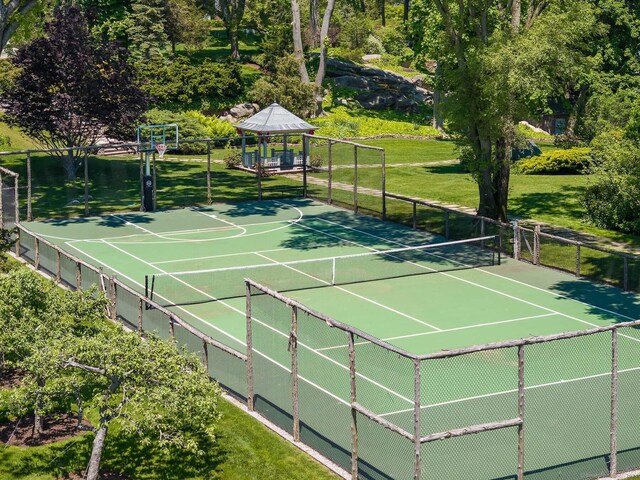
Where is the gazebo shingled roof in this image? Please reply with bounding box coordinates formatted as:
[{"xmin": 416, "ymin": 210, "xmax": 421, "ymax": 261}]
[{"xmin": 234, "ymin": 103, "xmax": 319, "ymax": 134}]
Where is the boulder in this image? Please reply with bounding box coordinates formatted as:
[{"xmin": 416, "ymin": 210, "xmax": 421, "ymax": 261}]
[
  {"xmin": 362, "ymin": 54, "xmax": 382, "ymax": 63},
  {"xmin": 333, "ymin": 76, "xmax": 369, "ymax": 90},
  {"xmin": 229, "ymin": 102, "xmax": 258, "ymax": 119}
]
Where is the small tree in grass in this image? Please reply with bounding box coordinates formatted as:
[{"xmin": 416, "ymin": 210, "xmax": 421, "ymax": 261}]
[
  {"xmin": 63, "ymin": 329, "xmax": 222, "ymax": 480},
  {"xmin": 1, "ymin": 6, "xmax": 147, "ymax": 180}
]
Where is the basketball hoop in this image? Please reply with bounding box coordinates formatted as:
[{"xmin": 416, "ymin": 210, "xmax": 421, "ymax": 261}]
[{"xmin": 155, "ymin": 143, "xmax": 167, "ymax": 159}]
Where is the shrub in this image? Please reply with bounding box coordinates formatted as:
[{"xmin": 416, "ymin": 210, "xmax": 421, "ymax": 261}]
[
  {"xmin": 309, "ymin": 153, "xmax": 323, "ymax": 169},
  {"xmin": 364, "ymin": 35, "xmax": 385, "ymax": 55},
  {"xmin": 340, "ymin": 14, "xmax": 372, "ymax": 49},
  {"xmin": 223, "ymin": 148, "xmax": 242, "ymax": 168},
  {"xmin": 517, "ymin": 147, "xmax": 593, "ymax": 174},
  {"xmin": 380, "ymin": 27, "xmax": 407, "ymax": 57},
  {"xmin": 583, "ymin": 130, "xmax": 640, "ymax": 233},
  {"xmin": 184, "ymin": 111, "xmax": 237, "ymax": 139}
]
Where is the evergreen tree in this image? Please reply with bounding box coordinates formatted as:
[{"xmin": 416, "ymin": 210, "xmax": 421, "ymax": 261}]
[{"xmin": 127, "ymin": 0, "xmax": 169, "ymax": 60}]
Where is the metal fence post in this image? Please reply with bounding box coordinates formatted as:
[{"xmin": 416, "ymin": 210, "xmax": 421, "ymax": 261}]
[
  {"xmin": 152, "ymin": 152, "xmax": 157, "ymax": 211},
  {"xmin": 56, "ymin": 249, "xmax": 61, "ymax": 283},
  {"xmin": 246, "ymin": 281, "xmax": 254, "ymax": 411},
  {"xmin": 414, "ymin": 358, "xmax": 422, "ymax": 480},
  {"xmin": 257, "ymin": 141, "xmax": 263, "ymax": 201},
  {"xmin": 203, "ymin": 341, "xmax": 209, "ymax": 373},
  {"xmin": 302, "ymin": 135, "xmax": 308, "ymax": 198},
  {"xmin": 576, "ymin": 244, "xmax": 581, "ymax": 277},
  {"xmin": 137, "ymin": 297, "xmax": 143, "ymax": 334},
  {"xmin": 517, "ymin": 345, "xmax": 525, "ymax": 480},
  {"xmin": 76, "ymin": 261, "xmax": 82, "ymax": 290},
  {"xmin": 139, "ymin": 152, "xmax": 144, "ymax": 212},
  {"xmin": 110, "ymin": 275, "xmax": 117, "ymax": 322},
  {"xmin": 513, "ymin": 221, "xmax": 520, "ymax": 260},
  {"xmin": 13, "ymin": 174, "xmax": 19, "ymax": 255},
  {"xmin": 381, "ymin": 150, "xmax": 386, "ymax": 220},
  {"xmin": 353, "ymin": 145, "xmax": 358, "ymax": 213},
  {"xmin": 207, "ymin": 141, "xmax": 212, "ymax": 205},
  {"xmin": 291, "ymin": 305, "xmax": 300, "ymax": 442},
  {"xmin": 348, "ymin": 331, "xmax": 358, "ymax": 480},
  {"xmin": 533, "ymin": 225, "xmax": 541, "ymax": 265},
  {"xmin": 169, "ymin": 315, "xmax": 175, "ymax": 338},
  {"xmin": 412, "ymin": 201, "xmax": 417, "ymax": 229},
  {"xmin": 328, "ymin": 141, "xmax": 333, "ymax": 204},
  {"xmin": 84, "ymin": 151, "xmax": 89, "ymax": 216},
  {"xmin": 610, "ymin": 328, "xmax": 619, "ymax": 476},
  {"xmin": 34, "ymin": 237, "xmax": 40, "ymax": 269},
  {"xmin": 27, "ymin": 152, "xmax": 32, "ymax": 221}
]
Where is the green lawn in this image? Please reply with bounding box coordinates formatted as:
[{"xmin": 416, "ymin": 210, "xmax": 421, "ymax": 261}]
[
  {"xmin": 357, "ymin": 138, "xmax": 458, "ymax": 164},
  {"xmin": 0, "ymin": 122, "xmax": 37, "ymax": 151},
  {"xmin": 0, "ymin": 397, "xmax": 338, "ymax": 479}
]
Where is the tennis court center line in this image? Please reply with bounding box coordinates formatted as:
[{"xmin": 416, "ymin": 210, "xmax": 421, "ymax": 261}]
[
  {"xmin": 314, "ymin": 215, "xmax": 639, "ymax": 324},
  {"xmin": 96, "ymin": 238, "xmax": 415, "ymax": 406},
  {"xmin": 302, "ymin": 215, "xmax": 640, "ymax": 337},
  {"xmin": 253, "ymin": 252, "xmax": 442, "ymax": 332},
  {"xmin": 65, "ymin": 240, "xmax": 248, "ymax": 349},
  {"xmin": 314, "ymin": 312, "xmax": 557, "ymax": 352},
  {"xmin": 378, "ymin": 365, "xmax": 640, "ymax": 419}
]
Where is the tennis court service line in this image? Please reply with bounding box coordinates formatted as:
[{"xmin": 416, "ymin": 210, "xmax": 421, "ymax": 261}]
[
  {"xmin": 301, "ymin": 215, "xmax": 640, "ymax": 337},
  {"xmin": 379, "ymin": 364, "xmax": 640, "ymax": 419},
  {"xmin": 253, "ymin": 252, "xmax": 442, "ymax": 332},
  {"xmin": 93, "ymin": 237, "xmax": 415, "ymax": 406},
  {"xmin": 314, "ymin": 312, "xmax": 557, "ymax": 352},
  {"xmin": 151, "ymin": 247, "xmax": 290, "ymax": 266},
  {"xmin": 314, "ymin": 215, "xmax": 638, "ymax": 324}
]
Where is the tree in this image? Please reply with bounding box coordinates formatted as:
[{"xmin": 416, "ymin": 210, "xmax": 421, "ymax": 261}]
[
  {"xmin": 0, "ymin": 0, "xmax": 42, "ymax": 56},
  {"xmin": 127, "ymin": 0, "xmax": 170, "ymax": 60},
  {"xmin": 291, "ymin": 0, "xmax": 336, "ymax": 114},
  {"xmin": 164, "ymin": 0, "xmax": 210, "ymax": 53},
  {"xmin": 210, "ymin": 0, "xmax": 245, "ymax": 58},
  {"xmin": 2, "ymin": 6, "xmax": 147, "ymax": 180},
  {"xmin": 62, "ymin": 329, "xmax": 221, "ymax": 480},
  {"xmin": 412, "ymin": 0, "xmax": 600, "ymax": 220}
]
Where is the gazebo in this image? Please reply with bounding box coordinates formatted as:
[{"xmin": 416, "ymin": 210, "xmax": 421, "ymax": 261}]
[{"xmin": 234, "ymin": 103, "xmax": 319, "ymax": 171}]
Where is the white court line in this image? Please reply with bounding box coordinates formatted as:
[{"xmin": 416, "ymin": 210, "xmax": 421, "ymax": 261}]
[
  {"xmin": 315, "ymin": 313, "xmax": 556, "ymax": 352},
  {"xmin": 316, "ymin": 216, "xmax": 639, "ymax": 323},
  {"xmin": 95, "ymin": 237, "xmax": 414, "ymax": 406},
  {"xmin": 151, "ymin": 247, "xmax": 290, "ymax": 265},
  {"xmin": 379, "ymin": 365, "xmax": 640, "ymax": 419},
  {"xmin": 65, "ymin": 241, "xmax": 247, "ymax": 348},
  {"xmin": 192, "ymin": 209, "xmax": 248, "ymax": 236},
  {"xmin": 253, "ymin": 252, "xmax": 441, "ymax": 332},
  {"xmin": 298, "ymin": 216, "xmax": 640, "ymax": 342}
]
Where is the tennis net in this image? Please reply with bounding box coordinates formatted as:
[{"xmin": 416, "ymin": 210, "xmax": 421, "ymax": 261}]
[{"xmin": 145, "ymin": 235, "xmax": 500, "ymax": 307}]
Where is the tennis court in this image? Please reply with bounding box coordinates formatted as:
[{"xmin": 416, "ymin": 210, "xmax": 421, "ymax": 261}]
[{"xmin": 20, "ymin": 198, "xmax": 640, "ymax": 479}]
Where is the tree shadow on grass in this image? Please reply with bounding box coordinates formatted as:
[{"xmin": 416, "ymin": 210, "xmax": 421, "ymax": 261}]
[{"xmin": 508, "ymin": 186, "xmax": 586, "ymax": 223}]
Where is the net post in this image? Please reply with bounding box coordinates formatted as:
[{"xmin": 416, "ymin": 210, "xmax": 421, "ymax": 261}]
[
  {"xmin": 412, "ymin": 201, "xmax": 417, "ymax": 229},
  {"xmin": 137, "ymin": 297, "xmax": 143, "ymax": 334},
  {"xmin": 302, "ymin": 135, "xmax": 308, "ymax": 198},
  {"xmin": 246, "ymin": 280, "xmax": 254, "ymax": 411},
  {"xmin": 348, "ymin": 331, "xmax": 358, "ymax": 480},
  {"xmin": 291, "ymin": 305, "xmax": 300, "ymax": 442},
  {"xmin": 76, "ymin": 261, "xmax": 81, "ymax": 290},
  {"xmin": 517, "ymin": 344, "xmax": 525, "ymax": 480},
  {"xmin": 610, "ymin": 328, "xmax": 619, "ymax": 477},
  {"xmin": 623, "ymin": 257, "xmax": 629, "ymax": 291},
  {"xmin": 381, "ymin": 149, "xmax": 386, "ymax": 220},
  {"xmin": 328, "ymin": 140, "xmax": 333, "ymax": 204},
  {"xmin": 331, "ymin": 257, "xmax": 336, "ymax": 285},
  {"xmin": 139, "ymin": 152, "xmax": 144, "ymax": 212},
  {"xmin": 26, "ymin": 152, "xmax": 32, "ymax": 221},
  {"xmin": 145, "ymin": 275, "xmax": 149, "ymax": 298},
  {"xmin": 152, "ymin": 151, "xmax": 157, "ymax": 211},
  {"xmin": 202, "ymin": 340, "xmax": 209, "ymax": 373},
  {"xmin": 84, "ymin": 151, "xmax": 89, "ymax": 216},
  {"xmin": 497, "ymin": 234, "xmax": 502, "ymax": 266},
  {"xmin": 353, "ymin": 145, "xmax": 358, "ymax": 213},
  {"xmin": 34, "ymin": 237, "xmax": 40, "ymax": 269},
  {"xmin": 444, "ymin": 211, "xmax": 450, "ymax": 239},
  {"xmin": 413, "ymin": 358, "xmax": 421, "ymax": 480},
  {"xmin": 207, "ymin": 140, "xmax": 212, "ymax": 205},
  {"xmin": 110, "ymin": 275, "xmax": 117, "ymax": 323},
  {"xmin": 533, "ymin": 225, "xmax": 541, "ymax": 265},
  {"xmin": 575, "ymin": 244, "xmax": 581, "ymax": 277},
  {"xmin": 55, "ymin": 249, "xmax": 61, "ymax": 283}
]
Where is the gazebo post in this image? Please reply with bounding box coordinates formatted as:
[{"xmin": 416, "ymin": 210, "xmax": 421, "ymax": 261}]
[
  {"xmin": 283, "ymin": 134, "xmax": 288, "ymax": 166},
  {"xmin": 240, "ymin": 130, "xmax": 246, "ymax": 167},
  {"xmin": 263, "ymin": 135, "xmax": 268, "ymax": 166}
]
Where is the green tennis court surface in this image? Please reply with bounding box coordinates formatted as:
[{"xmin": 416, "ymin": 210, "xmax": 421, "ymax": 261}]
[{"xmin": 22, "ymin": 199, "xmax": 640, "ymax": 479}]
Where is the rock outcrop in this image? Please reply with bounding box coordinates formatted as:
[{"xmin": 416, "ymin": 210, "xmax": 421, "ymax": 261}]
[
  {"xmin": 218, "ymin": 102, "xmax": 260, "ymax": 123},
  {"xmin": 326, "ymin": 59, "xmax": 432, "ymax": 112}
]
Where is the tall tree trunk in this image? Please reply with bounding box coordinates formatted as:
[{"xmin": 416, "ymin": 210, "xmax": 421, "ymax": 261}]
[
  {"xmin": 33, "ymin": 387, "xmax": 44, "ymax": 438},
  {"xmin": 228, "ymin": 27, "xmax": 240, "ymax": 59},
  {"xmin": 403, "ymin": 0, "xmax": 409, "ymax": 21},
  {"xmin": 432, "ymin": 63, "xmax": 444, "ymax": 131},
  {"xmin": 86, "ymin": 425, "xmax": 108, "ymax": 480},
  {"xmin": 380, "ymin": 0, "xmax": 385, "ymax": 26},
  {"xmin": 359, "ymin": 0, "xmax": 365, "ymax": 13},
  {"xmin": 492, "ymin": 137, "xmax": 511, "ymax": 222},
  {"xmin": 313, "ymin": 0, "xmax": 336, "ymax": 114},
  {"xmin": 566, "ymin": 85, "xmax": 588, "ymax": 136},
  {"xmin": 63, "ymin": 152, "xmax": 77, "ymax": 181},
  {"xmin": 291, "ymin": 0, "xmax": 310, "ymax": 83},
  {"xmin": 310, "ymin": 0, "xmax": 319, "ymax": 47}
]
